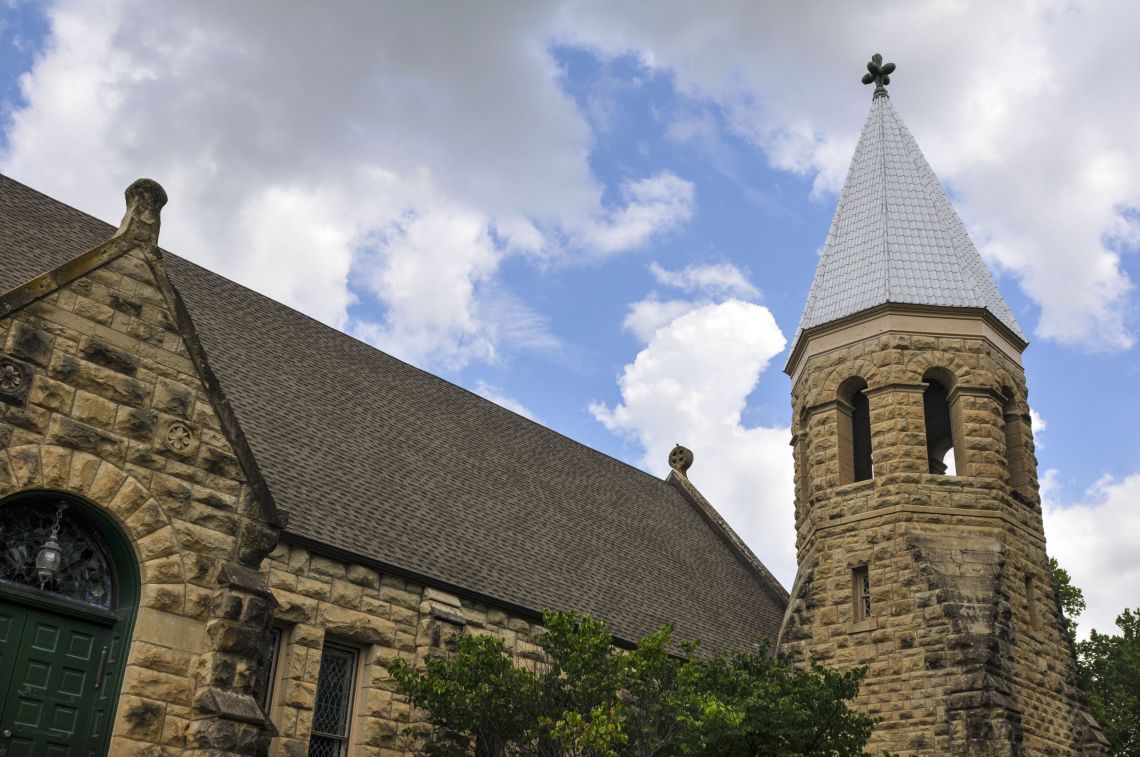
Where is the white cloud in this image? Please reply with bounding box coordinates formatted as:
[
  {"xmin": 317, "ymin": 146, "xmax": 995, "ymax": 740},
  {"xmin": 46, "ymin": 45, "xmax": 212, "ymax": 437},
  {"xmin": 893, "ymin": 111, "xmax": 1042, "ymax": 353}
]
[
  {"xmin": 649, "ymin": 260, "xmax": 759, "ymax": 298},
  {"xmin": 351, "ymin": 205, "xmax": 505, "ymax": 368},
  {"xmin": 1030, "ymin": 408, "xmax": 1047, "ymax": 448},
  {"xmin": 624, "ymin": 260, "xmax": 760, "ymax": 342},
  {"xmin": 623, "ymin": 296, "xmax": 699, "ymax": 343},
  {"xmin": 560, "ymin": 0, "xmax": 1140, "ymax": 350},
  {"xmin": 0, "ymin": 0, "xmax": 695, "ymax": 370},
  {"xmin": 582, "ymin": 172, "xmax": 695, "ymax": 254},
  {"xmin": 1043, "ymin": 472, "xmax": 1140, "ymax": 639},
  {"xmin": 592, "ymin": 300, "xmax": 796, "ymax": 585}
]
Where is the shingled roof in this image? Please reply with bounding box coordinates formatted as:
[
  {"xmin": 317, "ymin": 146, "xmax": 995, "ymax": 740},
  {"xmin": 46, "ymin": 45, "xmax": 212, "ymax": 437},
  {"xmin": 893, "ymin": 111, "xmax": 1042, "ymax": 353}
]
[
  {"xmin": 0, "ymin": 173, "xmax": 787, "ymax": 652},
  {"xmin": 794, "ymin": 94, "xmax": 1023, "ymax": 348}
]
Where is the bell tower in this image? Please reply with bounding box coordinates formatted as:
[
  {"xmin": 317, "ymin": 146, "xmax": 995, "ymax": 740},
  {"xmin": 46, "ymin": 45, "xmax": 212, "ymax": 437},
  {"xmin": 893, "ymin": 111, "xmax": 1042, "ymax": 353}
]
[{"xmin": 778, "ymin": 55, "xmax": 1107, "ymax": 755}]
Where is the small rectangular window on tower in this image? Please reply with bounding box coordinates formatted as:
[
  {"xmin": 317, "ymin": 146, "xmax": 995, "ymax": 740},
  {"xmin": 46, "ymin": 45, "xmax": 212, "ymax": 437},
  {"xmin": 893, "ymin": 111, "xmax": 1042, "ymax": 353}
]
[
  {"xmin": 1026, "ymin": 576, "xmax": 1040, "ymax": 631},
  {"xmin": 853, "ymin": 566, "xmax": 872, "ymax": 622}
]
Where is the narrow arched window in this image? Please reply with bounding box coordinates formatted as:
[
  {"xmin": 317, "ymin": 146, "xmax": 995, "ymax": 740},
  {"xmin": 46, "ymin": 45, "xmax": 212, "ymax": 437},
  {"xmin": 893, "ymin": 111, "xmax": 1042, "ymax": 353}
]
[
  {"xmin": 923, "ymin": 369, "xmax": 959, "ymax": 475},
  {"xmin": 837, "ymin": 377, "xmax": 873, "ymax": 483}
]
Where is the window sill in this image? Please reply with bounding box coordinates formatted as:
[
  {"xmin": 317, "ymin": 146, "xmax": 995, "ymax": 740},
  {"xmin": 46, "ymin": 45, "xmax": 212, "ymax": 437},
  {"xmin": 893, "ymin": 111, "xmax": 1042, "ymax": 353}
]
[{"xmin": 849, "ymin": 617, "xmax": 877, "ymax": 634}]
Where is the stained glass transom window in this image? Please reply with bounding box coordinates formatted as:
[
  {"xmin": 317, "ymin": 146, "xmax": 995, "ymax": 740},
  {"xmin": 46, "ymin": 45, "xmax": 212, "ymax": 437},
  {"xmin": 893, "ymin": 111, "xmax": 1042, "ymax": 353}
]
[
  {"xmin": 309, "ymin": 642, "xmax": 357, "ymax": 757},
  {"xmin": 0, "ymin": 500, "xmax": 114, "ymax": 609}
]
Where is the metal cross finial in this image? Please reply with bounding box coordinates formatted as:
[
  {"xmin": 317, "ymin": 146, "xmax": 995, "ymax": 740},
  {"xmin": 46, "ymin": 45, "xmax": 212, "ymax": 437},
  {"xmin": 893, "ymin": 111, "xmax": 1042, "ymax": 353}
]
[{"xmin": 862, "ymin": 53, "xmax": 895, "ymax": 99}]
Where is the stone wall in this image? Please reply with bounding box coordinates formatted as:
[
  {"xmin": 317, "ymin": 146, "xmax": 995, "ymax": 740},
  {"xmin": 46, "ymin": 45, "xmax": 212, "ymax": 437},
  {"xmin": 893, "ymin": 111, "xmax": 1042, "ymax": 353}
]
[
  {"xmin": 0, "ymin": 242, "xmax": 279, "ymax": 755},
  {"xmin": 261, "ymin": 541, "xmax": 545, "ymax": 756},
  {"xmin": 780, "ymin": 328, "xmax": 1105, "ymax": 755}
]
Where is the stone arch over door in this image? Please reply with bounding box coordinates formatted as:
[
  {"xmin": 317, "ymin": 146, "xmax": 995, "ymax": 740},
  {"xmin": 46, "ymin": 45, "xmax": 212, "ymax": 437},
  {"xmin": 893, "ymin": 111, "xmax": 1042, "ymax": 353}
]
[
  {"xmin": 0, "ymin": 444, "xmax": 187, "ymax": 601},
  {"xmin": 0, "ymin": 487, "xmax": 141, "ymax": 755},
  {"xmin": 0, "ymin": 444, "xmax": 209, "ymax": 752}
]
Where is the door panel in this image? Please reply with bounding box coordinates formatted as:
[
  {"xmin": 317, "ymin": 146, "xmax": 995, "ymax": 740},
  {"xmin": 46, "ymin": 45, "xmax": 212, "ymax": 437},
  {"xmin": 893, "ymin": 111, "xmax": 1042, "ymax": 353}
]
[
  {"xmin": 0, "ymin": 604, "xmax": 27, "ymax": 700},
  {"xmin": 0, "ymin": 603, "xmax": 111, "ymax": 756}
]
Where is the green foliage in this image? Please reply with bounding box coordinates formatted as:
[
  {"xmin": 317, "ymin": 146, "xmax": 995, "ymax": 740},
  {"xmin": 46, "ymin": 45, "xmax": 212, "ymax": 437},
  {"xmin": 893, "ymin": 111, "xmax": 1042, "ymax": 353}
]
[
  {"xmin": 389, "ymin": 610, "xmax": 874, "ymax": 756},
  {"xmin": 1049, "ymin": 556, "xmax": 1086, "ymax": 646},
  {"xmin": 388, "ymin": 633, "xmax": 539, "ymax": 757},
  {"xmin": 1077, "ymin": 609, "xmax": 1140, "ymax": 756},
  {"xmin": 693, "ymin": 653, "xmax": 873, "ymax": 756}
]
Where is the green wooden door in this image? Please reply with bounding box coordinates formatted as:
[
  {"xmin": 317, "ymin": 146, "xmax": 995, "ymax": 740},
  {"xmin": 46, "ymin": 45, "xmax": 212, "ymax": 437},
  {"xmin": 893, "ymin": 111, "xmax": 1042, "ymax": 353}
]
[{"xmin": 0, "ymin": 600, "xmax": 116, "ymax": 757}]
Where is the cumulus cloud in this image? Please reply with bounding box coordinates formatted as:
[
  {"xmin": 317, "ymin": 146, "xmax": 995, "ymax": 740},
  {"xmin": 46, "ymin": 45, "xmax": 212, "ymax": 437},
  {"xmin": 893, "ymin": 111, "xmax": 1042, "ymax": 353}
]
[
  {"xmin": 561, "ymin": 0, "xmax": 1140, "ymax": 349},
  {"xmin": 1043, "ymin": 472, "xmax": 1140, "ymax": 639},
  {"xmin": 0, "ymin": 0, "xmax": 695, "ymax": 370},
  {"xmin": 582, "ymin": 172, "xmax": 695, "ymax": 254},
  {"xmin": 592, "ymin": 300, "xmax": 795, "ymax": 585},
  {"xmin": 649, "ymin": 260, "xmax": 759, "ymax": 299},
  {"xmin": 622, "ymin": 260, "xmax": 759, "ymax": 342},
  {"xmin": 8, "ymin": 1, "xmax": 1139, "ymax": 362},
  {"xmin": 1030, "ymin": 408, "xmax": 1047, "ymax": 448},
  {"xmin": 623, "ymin": 296, "xmax": 699, "ymax": 343}
]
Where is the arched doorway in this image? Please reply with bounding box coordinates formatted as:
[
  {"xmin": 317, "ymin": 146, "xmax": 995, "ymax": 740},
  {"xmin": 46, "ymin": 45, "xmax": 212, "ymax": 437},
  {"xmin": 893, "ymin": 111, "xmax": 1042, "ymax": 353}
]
[{"xmin": 0, "ymin": 491, "xmax": 139, "ymax": 755}]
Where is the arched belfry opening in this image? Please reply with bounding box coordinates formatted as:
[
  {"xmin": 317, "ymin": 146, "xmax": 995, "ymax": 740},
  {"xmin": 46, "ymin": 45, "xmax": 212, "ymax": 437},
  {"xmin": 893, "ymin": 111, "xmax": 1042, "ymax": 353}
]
[
  {"xmin": 837, "ymin": 377, "xmax": 873, "ymax": 483},
  {"xmin": 0, "ymin": 491, "xmax": 140, "ymax": 754},
  {"xmin": 923, "ymin": 368, "xmax": 961, "ymax": 475}
]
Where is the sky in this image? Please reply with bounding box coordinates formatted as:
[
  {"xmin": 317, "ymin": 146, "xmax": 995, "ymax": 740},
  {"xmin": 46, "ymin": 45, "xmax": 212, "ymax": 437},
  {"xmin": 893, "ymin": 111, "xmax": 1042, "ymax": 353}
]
[{"xmin": 1, "ymin": 0, "xmax": 1137, "ymax": 640}]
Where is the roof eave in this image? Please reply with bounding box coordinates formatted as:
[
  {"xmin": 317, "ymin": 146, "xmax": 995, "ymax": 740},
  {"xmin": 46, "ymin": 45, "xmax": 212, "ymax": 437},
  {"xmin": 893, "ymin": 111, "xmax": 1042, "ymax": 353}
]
[{"xmin": 785, "ymin": 302, "xmax": 1029, "ymax": 378}]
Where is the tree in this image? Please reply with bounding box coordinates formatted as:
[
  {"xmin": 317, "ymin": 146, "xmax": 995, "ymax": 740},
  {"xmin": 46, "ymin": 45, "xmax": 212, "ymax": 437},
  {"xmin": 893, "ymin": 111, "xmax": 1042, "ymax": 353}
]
[
  {"xmin": 1049, "ymin": 556, "xmax": 1086, "ymax": 646},
  {"xmin": 1077, "ymin": 609, "xmax": 1140, "ymax": 756},
  {"xmin": 389, "ymin": 610, "xmax": 874, "ymax": 756},
  {"xmin": 693, "ymin": 652, "xmax": 872, "ymax": 756},
  {"xmin": 1050, "ymin": 557, "xmax": 1138, "ymax": 756}
]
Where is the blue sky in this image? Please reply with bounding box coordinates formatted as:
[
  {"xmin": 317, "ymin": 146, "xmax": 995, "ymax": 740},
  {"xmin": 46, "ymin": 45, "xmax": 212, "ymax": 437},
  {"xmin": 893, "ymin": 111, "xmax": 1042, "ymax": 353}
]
[{"xmin": 2, "ymin": 0, "xmax": 1138, "ymax": 637}]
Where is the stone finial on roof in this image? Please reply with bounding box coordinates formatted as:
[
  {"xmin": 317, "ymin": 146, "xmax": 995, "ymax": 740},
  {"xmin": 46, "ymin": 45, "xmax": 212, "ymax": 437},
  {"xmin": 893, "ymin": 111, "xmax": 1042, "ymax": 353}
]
[
  {"xmin": 115, "ymin": 178, "xmax": 168, "ymax": 247},
  {"xmin": 862, "ymin": 53, "xmax": 895, "ymax": 99},
  {"xmin": 668, "ymin": 444, "xmax": 693, "ymax": 474}
]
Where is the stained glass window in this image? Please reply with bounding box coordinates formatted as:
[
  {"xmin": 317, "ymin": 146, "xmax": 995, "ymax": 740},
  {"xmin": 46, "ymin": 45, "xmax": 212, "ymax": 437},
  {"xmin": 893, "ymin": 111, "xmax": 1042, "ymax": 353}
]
[
  {"xmin": 0, "ymin": 499, "xmax": 114, "ymax": 609},
  {"xmin": 309, "ymin": 642, "xmax": 357, "ymax": 757}
]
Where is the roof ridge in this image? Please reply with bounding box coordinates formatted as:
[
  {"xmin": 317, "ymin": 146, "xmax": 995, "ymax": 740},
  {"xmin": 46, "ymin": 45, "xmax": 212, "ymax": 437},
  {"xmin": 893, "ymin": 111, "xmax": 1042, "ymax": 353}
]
[
  {"xmin": 667, "ymin": 470, "xmax": 789, "ymax": 604},
  {"xmin": 876, "ymin": 96, "xmax": 892, "ymax": 305}
]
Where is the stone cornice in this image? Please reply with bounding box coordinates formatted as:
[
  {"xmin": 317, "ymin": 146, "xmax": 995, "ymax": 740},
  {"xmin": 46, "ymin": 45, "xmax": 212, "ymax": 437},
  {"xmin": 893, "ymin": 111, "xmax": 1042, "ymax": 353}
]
[{"xmin": 786, "ymin": 302, "xmax": 1028, "ymax": 384}]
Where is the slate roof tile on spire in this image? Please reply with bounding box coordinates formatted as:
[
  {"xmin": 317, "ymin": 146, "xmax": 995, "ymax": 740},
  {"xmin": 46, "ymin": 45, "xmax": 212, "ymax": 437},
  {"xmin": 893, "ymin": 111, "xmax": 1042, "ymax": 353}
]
[{"xmin": 795, "ymin": 87, "xmax": 1024, "ymax": 345}]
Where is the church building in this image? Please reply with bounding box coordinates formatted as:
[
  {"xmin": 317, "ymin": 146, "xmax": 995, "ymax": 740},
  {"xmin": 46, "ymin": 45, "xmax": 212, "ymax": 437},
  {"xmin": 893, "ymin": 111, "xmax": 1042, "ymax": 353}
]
[{"xmin": 0, "ymin": 56, "xmax": 1105, "ymax": 755}]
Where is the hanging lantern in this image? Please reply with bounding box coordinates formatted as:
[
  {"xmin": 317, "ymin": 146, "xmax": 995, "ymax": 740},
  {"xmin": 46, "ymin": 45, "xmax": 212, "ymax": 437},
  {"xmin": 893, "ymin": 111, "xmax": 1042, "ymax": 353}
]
[{"xmin": 35, "ymin": 504, "xmax": 67, "ymax": 586}]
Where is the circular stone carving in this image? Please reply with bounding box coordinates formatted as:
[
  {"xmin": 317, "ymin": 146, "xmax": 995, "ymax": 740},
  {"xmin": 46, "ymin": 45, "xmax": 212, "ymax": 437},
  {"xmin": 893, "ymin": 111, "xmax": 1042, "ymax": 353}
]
[
  {"xmin": 166, "ymin": 421, "xmax": 194, "ymax": 452},
  {"xmin": 668, "ymin": 444, "xmax": 694, "ymax": 473},
  {"xmin": 0, "ymin": 361, "xmax": 23, "ymax": 393}
]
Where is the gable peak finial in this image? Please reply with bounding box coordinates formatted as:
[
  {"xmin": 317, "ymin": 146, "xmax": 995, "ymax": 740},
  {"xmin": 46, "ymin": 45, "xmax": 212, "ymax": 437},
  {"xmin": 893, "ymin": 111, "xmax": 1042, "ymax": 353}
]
[
  {"xmin": 114, "ymin": 178, "xmax": 168, "ymax": 249},
  {"xmin": 668, "ymin": 444, "xmax": 693, "ymax": 475},
  {"xmin": 861, "ymin": 53, "xmax": 895, "ymax": 99}
]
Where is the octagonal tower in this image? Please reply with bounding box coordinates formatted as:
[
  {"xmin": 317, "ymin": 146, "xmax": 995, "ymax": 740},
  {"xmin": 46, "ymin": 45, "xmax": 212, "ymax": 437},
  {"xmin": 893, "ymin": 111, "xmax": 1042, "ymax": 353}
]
[{"xmin": 777, "ymin": 56, "xmax": 1107, "ymax": 755}]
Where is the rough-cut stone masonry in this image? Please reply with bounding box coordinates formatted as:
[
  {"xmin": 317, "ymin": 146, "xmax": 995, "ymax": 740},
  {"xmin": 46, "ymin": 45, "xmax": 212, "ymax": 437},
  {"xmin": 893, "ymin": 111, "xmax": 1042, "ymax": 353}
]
[
  {"xmin": 0, "ymin": 238, "xmax": 280, "ymax": 755},
  {"xmin": 780, "ymin": 326, "xmax": 1106, "ymax": 755},
  {"xmin": 261, "ymin": 542, "xmax": 545, "ymax": 757}
]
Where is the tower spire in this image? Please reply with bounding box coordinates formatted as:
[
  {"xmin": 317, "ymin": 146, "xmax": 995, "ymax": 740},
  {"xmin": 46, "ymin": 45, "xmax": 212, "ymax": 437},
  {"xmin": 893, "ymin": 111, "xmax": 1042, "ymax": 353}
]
[{"xmin": 788, "ymin": 72, "xmax": 1023, "ymax": 370}]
